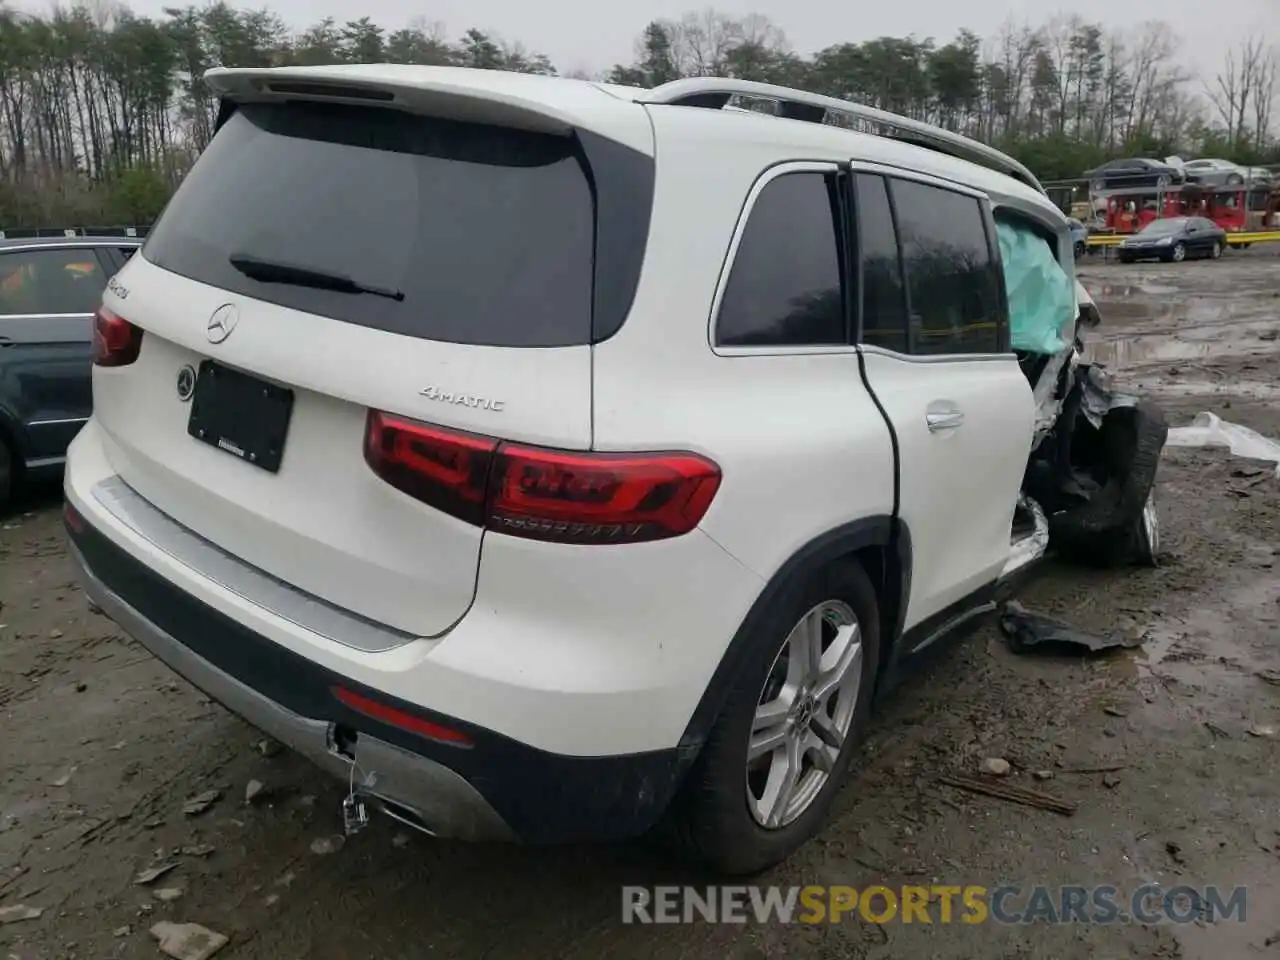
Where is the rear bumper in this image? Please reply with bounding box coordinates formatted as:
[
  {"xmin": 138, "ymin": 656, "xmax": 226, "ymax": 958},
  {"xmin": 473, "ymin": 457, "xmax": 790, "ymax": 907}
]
[{"xmin": 65, "ymin": 505, "xmax": 692, "ymax": 844}]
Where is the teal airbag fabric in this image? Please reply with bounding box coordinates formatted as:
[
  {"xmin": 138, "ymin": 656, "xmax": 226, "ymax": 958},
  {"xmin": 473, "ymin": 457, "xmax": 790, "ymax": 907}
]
[{"xmin": 995, "ymin": 220, "xmax": 1075, "ymax": 355}]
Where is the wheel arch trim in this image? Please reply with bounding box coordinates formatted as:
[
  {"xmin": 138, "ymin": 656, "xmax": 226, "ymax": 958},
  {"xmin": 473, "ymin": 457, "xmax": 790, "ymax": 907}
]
[{"xmin": 678, "ymin": 515, "xmax": 911, "ymax": 752}]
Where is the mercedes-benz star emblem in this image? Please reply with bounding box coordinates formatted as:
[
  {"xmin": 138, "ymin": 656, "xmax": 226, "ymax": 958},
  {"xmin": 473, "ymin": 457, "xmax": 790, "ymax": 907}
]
[
  {"xmin": 206, "ymin": 303, "xmax": 240, "ymax": 344},
  {"xmin": 176, "ymin": 365, "xmax": 196, "ymax": 401}
]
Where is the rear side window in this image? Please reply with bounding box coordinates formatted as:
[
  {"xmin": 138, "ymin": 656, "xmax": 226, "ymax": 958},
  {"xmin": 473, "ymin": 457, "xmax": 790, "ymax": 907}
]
[
  {"xmin": 889, "ymin": 178, "xmax": 1004, "ymax": 356},
  {"xmin": 143, "ymin": 101, "xmax": 598, "ymax": 347},
  {"xmin": 854, "ymin": 174, "xmax": 908, "ymax": 353},
  {"xmin": 0, "ymin": 248, "xmax": 107, "ymax": 316},
  {"xmin": 716, "ymin": 171, "xmax": 845, "ymax": 347}
]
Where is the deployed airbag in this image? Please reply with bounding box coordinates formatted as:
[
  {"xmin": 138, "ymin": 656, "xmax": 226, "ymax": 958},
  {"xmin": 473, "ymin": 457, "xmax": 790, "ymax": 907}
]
[{"xmin": 996, "ymin": 220, "xmax": 1076, "ymax": 356}]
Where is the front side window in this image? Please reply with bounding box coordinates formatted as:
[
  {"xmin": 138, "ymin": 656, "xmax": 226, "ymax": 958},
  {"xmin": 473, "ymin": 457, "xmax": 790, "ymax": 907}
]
[
  {"xmin": 716, "ymin": 171, "xmax": 846, "ymax": 347},
  {"xmin": 888, "ymin": 178, "xmax": 1003, "ymax": 356},
  {"xmin": 0, "ymin": 248, "xmax": 107, "ymax": 316}
]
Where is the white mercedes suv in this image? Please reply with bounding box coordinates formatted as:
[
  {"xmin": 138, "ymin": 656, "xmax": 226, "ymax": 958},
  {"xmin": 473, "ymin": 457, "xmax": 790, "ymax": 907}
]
[{"xmin": 64, "ymin": 65, "xmax": 1137, "ymax": 876}]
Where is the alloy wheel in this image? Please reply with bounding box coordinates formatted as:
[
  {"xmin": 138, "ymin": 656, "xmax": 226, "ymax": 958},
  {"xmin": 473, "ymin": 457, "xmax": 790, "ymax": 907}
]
[{"xmin": 746, "ymin": 600, "xmax": 862, "ymax": 829}]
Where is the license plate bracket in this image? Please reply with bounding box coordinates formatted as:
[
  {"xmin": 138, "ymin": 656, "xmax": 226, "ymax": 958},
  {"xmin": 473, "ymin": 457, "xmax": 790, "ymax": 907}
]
[{"xmin": 187, "ymin": 360, "xmax": 294, "ymax": 473}]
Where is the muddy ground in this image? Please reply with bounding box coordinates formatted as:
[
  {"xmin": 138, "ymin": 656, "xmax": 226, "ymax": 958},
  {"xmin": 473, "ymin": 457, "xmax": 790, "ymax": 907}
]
[{"xmin": 2, "ymin": 249, "xmax": 1280, "ymax": 960}]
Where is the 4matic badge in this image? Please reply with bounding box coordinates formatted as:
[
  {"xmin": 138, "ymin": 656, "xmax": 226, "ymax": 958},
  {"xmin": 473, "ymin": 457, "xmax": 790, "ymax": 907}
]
[{"xmin": 419, "ymin": 386, "xmax": 505, "ymax": 412}]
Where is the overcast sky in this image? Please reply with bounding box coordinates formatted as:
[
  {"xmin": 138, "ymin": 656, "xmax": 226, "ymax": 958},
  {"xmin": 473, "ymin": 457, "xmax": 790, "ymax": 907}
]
[{"xmin": 40, "ymin": 0, "xmax": 1280, "ymax": 80}]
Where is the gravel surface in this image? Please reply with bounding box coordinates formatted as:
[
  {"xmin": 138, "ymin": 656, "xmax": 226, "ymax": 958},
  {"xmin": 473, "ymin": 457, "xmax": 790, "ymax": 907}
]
[{"xmin": 2, "ymin": 249, "xmax": 1279, "ymax": 959}]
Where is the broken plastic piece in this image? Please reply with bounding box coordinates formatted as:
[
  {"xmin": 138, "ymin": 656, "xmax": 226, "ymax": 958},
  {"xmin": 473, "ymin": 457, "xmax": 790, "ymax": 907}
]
[
  {"xmin": 1165, "ymin": 412, "xmax": 1280, "ymax": 479},
  {"xmin": 998, "ymin": 601, "xmax": 1145, "ymax": 654},
  {"xmin": 995, "ymin": 219, "xmax": 1076, "ymax": 356}
]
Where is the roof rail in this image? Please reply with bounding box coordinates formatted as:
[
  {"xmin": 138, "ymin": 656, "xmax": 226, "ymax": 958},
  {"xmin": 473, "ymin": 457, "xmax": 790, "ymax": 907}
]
[
  {"xmin": 642, "ymin": 78, "xmax": 1044, "ymax": 196},
  {"xmin": 0, "ymin": 225, "xmax": 149, "ymax": 240}
]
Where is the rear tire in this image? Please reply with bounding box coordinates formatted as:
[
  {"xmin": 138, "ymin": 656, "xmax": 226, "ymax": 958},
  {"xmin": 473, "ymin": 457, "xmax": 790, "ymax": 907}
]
[{"xmin": 668, "ymin": 559, "xmax": 881, "ymax": 876}]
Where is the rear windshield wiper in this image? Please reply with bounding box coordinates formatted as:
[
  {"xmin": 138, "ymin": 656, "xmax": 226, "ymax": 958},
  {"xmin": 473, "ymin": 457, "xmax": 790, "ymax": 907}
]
[{"xmin": 228, "ymin": 253, "xmax": 405, "ymax": 301}]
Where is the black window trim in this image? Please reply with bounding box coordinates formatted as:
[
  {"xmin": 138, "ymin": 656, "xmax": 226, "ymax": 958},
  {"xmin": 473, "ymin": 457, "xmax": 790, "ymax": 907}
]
[
  {"xmin": 710, "ymin": 160, "xmax": 859, "ymax": 357},
  {"xmin": 848, "ymin": 161, "xmax": 1013, "ymax": 363},
  {"xmin": 0, "ymin": 243, "xmax": 116, "ymax": 318}
]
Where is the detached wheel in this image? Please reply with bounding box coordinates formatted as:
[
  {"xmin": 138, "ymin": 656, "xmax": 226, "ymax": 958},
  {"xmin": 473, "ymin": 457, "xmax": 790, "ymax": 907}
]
[
  {"xmin": 670, "ymin": 560, "xmax": 880, "ymax": 876},
  {"xmin": 1074, "ymin": 240, "xmax": 1086, "ymax": 259},
  {"xmin": 1049, "ymin": 400, "xmax": 1168, "ymax": 567}
]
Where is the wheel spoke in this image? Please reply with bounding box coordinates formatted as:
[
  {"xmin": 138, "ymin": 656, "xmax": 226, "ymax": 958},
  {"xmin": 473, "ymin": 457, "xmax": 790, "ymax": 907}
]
[
  {"xmin": 810, "ymin": 710, "xmax": 844, "ymax": 751},
  {"xmin": 749, "ymin": 695, "xmax": 792, "ymax": 761},
  {"xmin": 804, "ymin": 725, "xmax": 840, "ymax": 774},
  {"xmin": 801, "ymin": 609, "xmax": 825, "ymax": 681},
  {"xmin": 784, "ymin": 611, "xmax": 824, "ymax": 687},
  {"xmin": 812, "ymin": 625, "xmax": 862, "ymax": 703},
  {"xmin": 765, "ymin": 733, "xmax": 803, "ymax": 827}
]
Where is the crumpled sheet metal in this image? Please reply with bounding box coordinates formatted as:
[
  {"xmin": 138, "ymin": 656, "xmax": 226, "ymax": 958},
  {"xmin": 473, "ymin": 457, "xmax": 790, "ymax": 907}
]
[
  {"xmin": 998, "ymin": 600, "xmax": 1144, "ymax": 654},
  {"xmin": 1002, "ymin": 495, "xmax": 1049, "ymax": 580},
  {"xmin": 1076, "ymin": 362, "xmax": 1137, "ymax": 429},
  {"xmin": 1166, "ymin": 412, "xmax": 1280, "ymax": 479}
]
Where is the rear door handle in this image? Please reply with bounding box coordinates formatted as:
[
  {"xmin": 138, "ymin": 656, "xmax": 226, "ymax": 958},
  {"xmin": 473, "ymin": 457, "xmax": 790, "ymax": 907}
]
[{"xmin": 926, "ymin": 406, "xmax": 965, "ymax": 432}]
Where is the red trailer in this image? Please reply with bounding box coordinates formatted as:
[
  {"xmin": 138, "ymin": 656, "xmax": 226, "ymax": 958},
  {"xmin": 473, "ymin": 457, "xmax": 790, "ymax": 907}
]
[{"xmin": 1099, "ymin": 183, "xmax": 1279, "ymax": 235}]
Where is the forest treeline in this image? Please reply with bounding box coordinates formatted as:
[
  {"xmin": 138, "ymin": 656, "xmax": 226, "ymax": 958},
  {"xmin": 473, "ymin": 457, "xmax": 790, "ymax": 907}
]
[{"xmin": 0, "ymin": 3, "xmax": 1276, "ymax": 227}]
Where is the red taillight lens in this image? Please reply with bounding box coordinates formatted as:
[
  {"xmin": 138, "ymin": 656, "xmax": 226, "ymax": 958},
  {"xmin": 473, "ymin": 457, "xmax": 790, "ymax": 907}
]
[
  {"xmin": 363, "ymin": 411, "xmax": 497, "ymax": 526},
  {"xmin": 92, "ymin": 305, "xmax": 143, "ymax": 367},
  {"xmin": 363, "ymin": 411, "xmax": 722, "ymax": 545}
]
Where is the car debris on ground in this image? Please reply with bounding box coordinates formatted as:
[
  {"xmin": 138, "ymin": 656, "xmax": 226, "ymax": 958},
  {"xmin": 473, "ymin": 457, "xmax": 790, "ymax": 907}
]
[{"xmin": 998, "ymin": 600, "xmax": 1147, "ymax": 654}]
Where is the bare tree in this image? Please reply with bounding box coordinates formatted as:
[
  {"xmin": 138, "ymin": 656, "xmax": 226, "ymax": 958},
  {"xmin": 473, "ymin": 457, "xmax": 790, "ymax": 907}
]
[
  {"xmin": 1250, "ymin": 44, "xmax": 1278, "ymax": 150},
  {"xmin": 1207, "ymin": 36, "xmax": 1270, "ymax": 149}
]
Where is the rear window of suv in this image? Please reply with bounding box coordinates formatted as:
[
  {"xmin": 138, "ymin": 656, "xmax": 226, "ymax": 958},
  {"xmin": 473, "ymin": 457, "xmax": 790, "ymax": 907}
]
[{"xmin": 143, "ymin": 100, "xmax": 598, "ymax": 347}]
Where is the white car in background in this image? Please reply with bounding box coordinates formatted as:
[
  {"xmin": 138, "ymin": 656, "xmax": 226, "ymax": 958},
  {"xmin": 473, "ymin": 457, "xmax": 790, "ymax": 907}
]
[{"xmin": 1183, "ymin": 158, "xmax": 1271, "ymax": 187}]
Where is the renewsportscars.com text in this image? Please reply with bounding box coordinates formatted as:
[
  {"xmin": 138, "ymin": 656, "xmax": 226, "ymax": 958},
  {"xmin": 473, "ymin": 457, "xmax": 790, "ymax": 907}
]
[{"xmin": 622, "ymin": 884, "xmax": 1247, "ymax": 925}]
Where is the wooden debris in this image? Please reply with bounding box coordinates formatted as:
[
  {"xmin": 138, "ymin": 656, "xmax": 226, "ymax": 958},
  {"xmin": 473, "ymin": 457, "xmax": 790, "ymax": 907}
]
[
  {"xmin": 1057, "ymin": 763, "xmax": 1126, "ymax": 774},
  {"xmin": 937, "ymin": 773, "xmax": 1077, "ymax": 816}
]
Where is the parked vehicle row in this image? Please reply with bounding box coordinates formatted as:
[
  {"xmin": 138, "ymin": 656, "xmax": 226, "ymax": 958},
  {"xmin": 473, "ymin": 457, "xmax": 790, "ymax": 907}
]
[{"xmin": 1085, "ymin": 156, "xmax": 1274, "ymax": 193}]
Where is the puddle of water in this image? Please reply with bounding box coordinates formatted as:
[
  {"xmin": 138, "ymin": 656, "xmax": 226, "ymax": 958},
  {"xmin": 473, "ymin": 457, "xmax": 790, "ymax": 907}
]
[
  {"xmin": 1084, "ymin": 281, "xmax": 1179, "ymax": 298},
  {"xmin": 1083, "ymin": 337, "xmax": 1216, "ymax": 367}
]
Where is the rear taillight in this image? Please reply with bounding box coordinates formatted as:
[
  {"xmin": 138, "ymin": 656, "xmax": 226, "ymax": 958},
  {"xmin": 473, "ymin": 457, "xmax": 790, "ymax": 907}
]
[
  {"xmin": 363, "ymin": 411, "xmax": 721, "ymax": 545},
  {"xmin": 92, "ymin": 305, "xmax": 143, "ymax": 367}
]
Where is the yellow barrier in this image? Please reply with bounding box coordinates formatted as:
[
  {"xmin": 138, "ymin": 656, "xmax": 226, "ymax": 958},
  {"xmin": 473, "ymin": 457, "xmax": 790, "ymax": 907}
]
[{"xmin": 1085, "ymin": 230, "xmax": 1280, "ymax": 249}]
